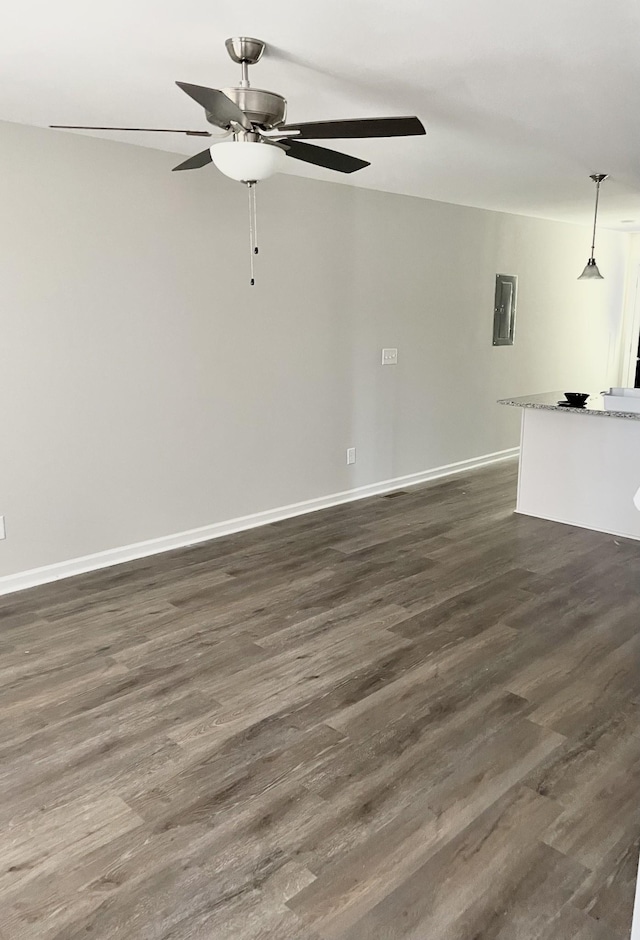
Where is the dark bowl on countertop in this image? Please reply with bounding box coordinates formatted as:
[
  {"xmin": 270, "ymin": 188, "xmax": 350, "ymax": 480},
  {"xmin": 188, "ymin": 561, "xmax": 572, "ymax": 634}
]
[{"xmin": 563, "ymin": 392, "xmax": 589, "ymax": 406}]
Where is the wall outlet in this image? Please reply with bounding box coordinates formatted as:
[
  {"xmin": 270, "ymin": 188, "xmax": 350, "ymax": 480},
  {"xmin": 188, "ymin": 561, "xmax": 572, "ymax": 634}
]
[
  {"xmin": 346, "ymin": 447, "xmax": 356, "ymax": 465},
  {"xmin": 382, "ymin": 347, "xmax": 398, "ymax": 365},
  {"xmin": 0, "ymin": 516, "xmax": 5, "ymax": 540}
]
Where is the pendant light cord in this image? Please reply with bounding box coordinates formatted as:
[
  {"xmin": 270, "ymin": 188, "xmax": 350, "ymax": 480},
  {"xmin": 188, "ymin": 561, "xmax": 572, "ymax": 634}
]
[{"xmin": 590, "ymin": 179, "xmax": 601, "ymax": 260}]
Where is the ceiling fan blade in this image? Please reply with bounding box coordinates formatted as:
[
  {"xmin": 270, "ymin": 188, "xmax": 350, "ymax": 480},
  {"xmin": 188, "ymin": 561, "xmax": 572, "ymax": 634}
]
[
  {"xmin": 279, "ymin": 139, "xmax": 369, "ymax": 174},
  {"xmin": 176, "ymin": 82, "xmax": 252, "ymax": 131},
  {"xmin": 50, "ymin": 125, "xmax": 212, "ymax": 136},
  {"xmin": 172, "ymin": 149, "xmax": 213, "ymax": 172},
  {"xmin": 277, "ymin": 116, "xmax": 425, "ymax": 140}
]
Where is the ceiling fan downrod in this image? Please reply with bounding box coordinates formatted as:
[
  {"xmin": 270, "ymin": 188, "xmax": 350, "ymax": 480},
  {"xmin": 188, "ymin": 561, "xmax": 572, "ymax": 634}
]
[{"xmin": 225, "ymin": 37, "xmax": 265, "ymax": 92}]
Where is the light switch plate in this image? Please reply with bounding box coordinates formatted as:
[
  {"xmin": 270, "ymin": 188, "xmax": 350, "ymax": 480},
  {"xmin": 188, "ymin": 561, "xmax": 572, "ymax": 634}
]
[
  {"xmin": 382, "ymin": 348, "xmax": 398, "ymax": 365},
  {"xmin": 0, "ymin": 516, "xmax": 5, "ymax": 540}
]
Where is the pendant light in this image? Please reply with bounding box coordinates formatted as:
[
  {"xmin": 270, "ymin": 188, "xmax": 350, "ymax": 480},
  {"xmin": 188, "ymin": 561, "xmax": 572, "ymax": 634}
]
[{"xmin": 578, "ymin": 173, "xmax": 608, "ymax": 280}]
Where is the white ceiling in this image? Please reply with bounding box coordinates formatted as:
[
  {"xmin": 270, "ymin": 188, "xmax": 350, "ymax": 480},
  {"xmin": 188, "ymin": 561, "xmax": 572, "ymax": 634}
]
[{"xmin": 2, "ymin": 0, "xmax": 640, "ymax": 229}]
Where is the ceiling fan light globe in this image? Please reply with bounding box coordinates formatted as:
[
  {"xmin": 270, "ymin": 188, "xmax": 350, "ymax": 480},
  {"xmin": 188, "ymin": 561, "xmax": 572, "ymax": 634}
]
[{"xmin": 209, "ymin": 140, "xmax": 285, "ymax": 181}]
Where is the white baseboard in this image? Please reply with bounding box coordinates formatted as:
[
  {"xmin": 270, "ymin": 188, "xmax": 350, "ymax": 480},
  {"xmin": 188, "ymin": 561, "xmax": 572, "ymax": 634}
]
[
  {"xmin": 514, "ymin": 509, "xmax": 640, "ymax": 543},
  {"xmin": 0, "ymin": 447, "xmax": 519, "ymax": 597}
]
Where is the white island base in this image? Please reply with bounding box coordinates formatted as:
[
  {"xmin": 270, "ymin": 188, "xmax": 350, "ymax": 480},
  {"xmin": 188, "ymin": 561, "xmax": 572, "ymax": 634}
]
[{"xmin": 500, "ymin": 392, "xmax": 640, "ymax": 541}]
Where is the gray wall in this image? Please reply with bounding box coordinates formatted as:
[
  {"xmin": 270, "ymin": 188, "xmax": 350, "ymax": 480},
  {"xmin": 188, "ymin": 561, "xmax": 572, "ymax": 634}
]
[{"xmin": 0, "ymin": 120, "xmax": 630, "ymax": 578}]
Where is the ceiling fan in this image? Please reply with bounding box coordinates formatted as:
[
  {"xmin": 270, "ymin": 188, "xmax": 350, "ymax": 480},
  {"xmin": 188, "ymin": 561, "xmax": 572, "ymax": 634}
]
[{"xmin": 51, "ymin": 37, "xmax": 426, "ymax": 281}]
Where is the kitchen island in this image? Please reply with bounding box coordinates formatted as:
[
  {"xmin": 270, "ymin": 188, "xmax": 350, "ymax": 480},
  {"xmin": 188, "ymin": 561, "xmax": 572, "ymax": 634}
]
[{"xmin": 499, "ymin": 391, "xmax": 640, "ymax": 541}]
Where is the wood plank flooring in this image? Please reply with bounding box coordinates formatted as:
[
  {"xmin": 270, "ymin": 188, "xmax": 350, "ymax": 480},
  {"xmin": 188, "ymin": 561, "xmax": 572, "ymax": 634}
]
[{"xmin": 1, "ymin": 460, "xmax": 639, "ymax": 939}]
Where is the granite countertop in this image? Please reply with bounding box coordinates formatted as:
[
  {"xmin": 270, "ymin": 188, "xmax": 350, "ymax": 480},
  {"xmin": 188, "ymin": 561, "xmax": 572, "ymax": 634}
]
[{"xmin": 498, "ymin": 391, "xmax": 640, "ymax": 421}]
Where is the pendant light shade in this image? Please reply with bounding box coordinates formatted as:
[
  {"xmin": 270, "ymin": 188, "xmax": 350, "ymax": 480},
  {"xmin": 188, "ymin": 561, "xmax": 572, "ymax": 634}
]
[
  {"xmin": 578, "ymin": 258, "xmax": 604, "ymax": 280},
  {"xmin": 578, "ymin": 173, "xmax": 608, "ymax": 280}
]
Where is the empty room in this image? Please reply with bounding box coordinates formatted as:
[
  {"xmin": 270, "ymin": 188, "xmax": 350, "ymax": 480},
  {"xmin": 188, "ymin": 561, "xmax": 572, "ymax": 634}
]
[{"xmin": 1, "ymin": 1, "xmax": 640, "ymax": 938}]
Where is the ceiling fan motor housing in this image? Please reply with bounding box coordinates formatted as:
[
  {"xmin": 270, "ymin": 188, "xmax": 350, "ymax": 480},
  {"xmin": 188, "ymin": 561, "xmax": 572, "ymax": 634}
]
[{"xmin": 218, "ymin": 87, "xmax": 287, "ymax": 130}]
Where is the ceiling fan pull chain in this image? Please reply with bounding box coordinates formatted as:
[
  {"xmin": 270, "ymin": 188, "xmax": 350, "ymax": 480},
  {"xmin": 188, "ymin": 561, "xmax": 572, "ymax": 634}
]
[
  {"xmin": 247, "ymin": 181, "xmax": 256, "ymax": 285},
  {"xmin": 252, "ymin": 182, "xmax": 259, "ymax": 257}
]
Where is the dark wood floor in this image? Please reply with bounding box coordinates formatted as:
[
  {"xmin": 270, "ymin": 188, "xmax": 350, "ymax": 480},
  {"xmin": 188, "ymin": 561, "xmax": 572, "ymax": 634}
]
[{"xmin": 1, "ymin": 460, "xmax": 639, "ymax": 939}]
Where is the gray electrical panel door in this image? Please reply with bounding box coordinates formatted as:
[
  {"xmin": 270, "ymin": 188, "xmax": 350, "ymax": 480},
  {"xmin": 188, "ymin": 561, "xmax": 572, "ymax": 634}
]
[{"xmin": 493, "ymin": 274, "xmax": 517, "ymax": 346}]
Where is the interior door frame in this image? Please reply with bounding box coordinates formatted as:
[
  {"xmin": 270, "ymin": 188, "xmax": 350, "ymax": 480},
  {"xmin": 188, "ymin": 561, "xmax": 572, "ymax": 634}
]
[{"xmin": 623, "ymin": 263, "xmax": 640, "ymax": 388}]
